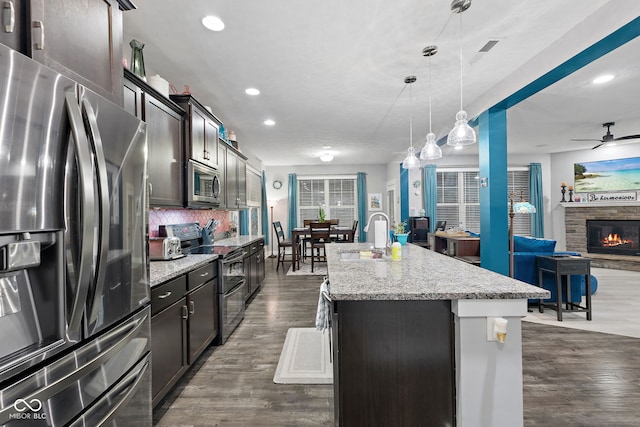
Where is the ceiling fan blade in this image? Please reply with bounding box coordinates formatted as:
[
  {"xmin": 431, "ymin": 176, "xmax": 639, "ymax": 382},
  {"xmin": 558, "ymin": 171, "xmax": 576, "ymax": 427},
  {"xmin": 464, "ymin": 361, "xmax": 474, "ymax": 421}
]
[
  {"xmin": 570, "ymin": 138, "xmax": 604, "ymax": 142},
  {"xmin": 613, "ymin": 134, "xmax": 640, "ymax": 141},
  {"xmin": 591, "ymin": 141, "xmax": 606, "ymax": 150}
]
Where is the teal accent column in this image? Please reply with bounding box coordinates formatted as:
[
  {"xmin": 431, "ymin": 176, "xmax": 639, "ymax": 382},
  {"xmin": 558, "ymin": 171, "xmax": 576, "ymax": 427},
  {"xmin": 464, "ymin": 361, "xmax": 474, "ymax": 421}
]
[
  {"xmin": 400, "ymin": 164, "xmax": 409, "ymax": 224},
  {"xmin": 478, "ymin": 109, "xmax": 509, "ymax": 275}
]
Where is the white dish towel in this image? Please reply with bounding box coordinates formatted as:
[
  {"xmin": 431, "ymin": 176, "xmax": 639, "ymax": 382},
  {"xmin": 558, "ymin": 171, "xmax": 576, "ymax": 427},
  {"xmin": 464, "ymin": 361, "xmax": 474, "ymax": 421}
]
[{"xmin": 315, "ymin": 278, "xmax": 330, "ymax": 331}]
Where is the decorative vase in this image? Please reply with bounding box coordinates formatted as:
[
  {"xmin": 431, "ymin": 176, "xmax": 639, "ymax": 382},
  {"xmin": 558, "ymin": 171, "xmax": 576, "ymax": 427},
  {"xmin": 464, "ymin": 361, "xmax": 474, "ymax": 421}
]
[
  {"xmin": 129, "ymin": 39, "xmax": 146, "ymax": 80},
  {"xmin": 396, "ymin": 233, "xmax": 409, "ymax": 246}
]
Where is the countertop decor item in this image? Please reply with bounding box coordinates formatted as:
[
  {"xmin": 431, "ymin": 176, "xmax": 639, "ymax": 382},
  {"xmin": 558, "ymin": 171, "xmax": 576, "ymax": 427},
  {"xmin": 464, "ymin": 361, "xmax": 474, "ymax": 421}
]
[{"xmin": 129, "ymin": 39, "xmax": 146, "ymax": 80}]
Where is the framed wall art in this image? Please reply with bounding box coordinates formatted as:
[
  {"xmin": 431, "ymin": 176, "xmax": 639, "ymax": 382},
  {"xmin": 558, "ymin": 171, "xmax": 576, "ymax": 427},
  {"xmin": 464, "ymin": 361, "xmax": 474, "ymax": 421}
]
[
  {"xmin": 368, "ymin": 193, "xmax": 382, "ymax": 211},
  {"xmin": 574, "ymin": 156, "xmax": 640, "ymax": 192}
]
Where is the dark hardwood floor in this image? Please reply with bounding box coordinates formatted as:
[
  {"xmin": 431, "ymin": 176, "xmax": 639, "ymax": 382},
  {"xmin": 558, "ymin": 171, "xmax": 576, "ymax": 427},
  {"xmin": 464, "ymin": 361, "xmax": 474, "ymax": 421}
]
[{"xmin": 154, "ymin": 258, "xmax": 640, "ymax": 426}]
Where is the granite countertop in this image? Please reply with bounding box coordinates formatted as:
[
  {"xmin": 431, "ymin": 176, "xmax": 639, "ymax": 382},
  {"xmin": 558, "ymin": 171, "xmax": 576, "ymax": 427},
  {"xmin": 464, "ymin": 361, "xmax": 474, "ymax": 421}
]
[
  {"xmin": 326, "ymin": 243, "xmax": 550, "ymax": 301},
  {"xmin": 150, "ymin": 254, "xmax": 218, "ymax": 287},
  {"xmin": 212, "ymin": 235, "xmax": 264, "ymax": 247}
]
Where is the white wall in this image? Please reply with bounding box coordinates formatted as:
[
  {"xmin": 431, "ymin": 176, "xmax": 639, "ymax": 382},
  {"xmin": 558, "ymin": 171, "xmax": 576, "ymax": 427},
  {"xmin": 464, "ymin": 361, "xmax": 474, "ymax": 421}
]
[
  {"xmin": 264, "ymin": 164, "xmax": 389, "ymax": 238},
  {"xmin": 549, "ymin": 144, "xmax": 640, "ymax": 250}
]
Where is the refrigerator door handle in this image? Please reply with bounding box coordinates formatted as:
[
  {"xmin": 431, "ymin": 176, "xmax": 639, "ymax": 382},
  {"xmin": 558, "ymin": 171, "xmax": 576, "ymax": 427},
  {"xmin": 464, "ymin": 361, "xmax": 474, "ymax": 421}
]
[
  {"xmin": 68, "ymin": 355, "xmax": 150, "ymax": 427},
  {"xmin": 65, "ymin": 93, "xmax": 95, "ymax": 332},
  {"xmin": 81, "ymin": 98, "xmax": 110, "ymax": 325}
]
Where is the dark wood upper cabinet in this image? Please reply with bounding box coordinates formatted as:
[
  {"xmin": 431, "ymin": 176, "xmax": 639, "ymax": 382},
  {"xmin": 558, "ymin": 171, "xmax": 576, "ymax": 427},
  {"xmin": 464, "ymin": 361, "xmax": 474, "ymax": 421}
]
[
  {"xmin": 0, "ymin": 0, "xmax": 27, "ymax": 52},
  {"xmin": 170, "ymin": 94, "xmax": 220, "ymax": 170},
  {"xmin": 124, "ymin": 70, "xmax": 186, "ymax": 207},
  {"xmin": 1, "ymin": 0, "xmax": 130, "ymax": 105}
]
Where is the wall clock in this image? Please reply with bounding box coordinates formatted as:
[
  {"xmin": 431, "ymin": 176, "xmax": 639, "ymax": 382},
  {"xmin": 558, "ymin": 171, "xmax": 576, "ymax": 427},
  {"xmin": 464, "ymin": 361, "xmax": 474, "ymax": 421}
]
[{"xmin": 273, "ymin": 180, "xmax": 282, "ymax": 190}]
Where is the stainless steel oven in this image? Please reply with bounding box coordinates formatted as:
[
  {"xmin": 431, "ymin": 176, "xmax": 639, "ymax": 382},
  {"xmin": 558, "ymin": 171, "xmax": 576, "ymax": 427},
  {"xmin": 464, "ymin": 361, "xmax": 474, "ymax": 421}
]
[
  {"xmin": 216, "ymin": 248, "xmax": 246, "ymax": 344},
  {"xmin": 187, "ymin": 160, "xmax": 221, "ymax": 207}
]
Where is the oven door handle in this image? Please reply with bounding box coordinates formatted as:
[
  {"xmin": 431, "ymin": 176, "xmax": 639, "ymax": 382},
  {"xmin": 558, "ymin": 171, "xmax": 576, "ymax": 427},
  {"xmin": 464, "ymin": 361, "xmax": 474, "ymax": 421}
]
[
  {"xmin": 226, "ymin": 279, "xmax": 246, "ymax": 297},
  {"xmin": 222, "ymin": 251, "xmax": 247, "ymax": 265}
]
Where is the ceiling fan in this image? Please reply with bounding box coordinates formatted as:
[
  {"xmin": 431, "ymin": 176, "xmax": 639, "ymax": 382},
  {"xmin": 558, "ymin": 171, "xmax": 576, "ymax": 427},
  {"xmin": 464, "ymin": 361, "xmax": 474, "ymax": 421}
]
[{"xmin": 571, "ymin": 122, "xmax": 640, "ymax": 150}]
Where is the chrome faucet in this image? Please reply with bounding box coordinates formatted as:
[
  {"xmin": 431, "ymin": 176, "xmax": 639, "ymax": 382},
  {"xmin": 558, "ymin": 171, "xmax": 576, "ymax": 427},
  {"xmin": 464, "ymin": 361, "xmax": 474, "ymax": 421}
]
[{"xmin": 363, "ymin": 212, "xmax": 391, "ymax": 251}]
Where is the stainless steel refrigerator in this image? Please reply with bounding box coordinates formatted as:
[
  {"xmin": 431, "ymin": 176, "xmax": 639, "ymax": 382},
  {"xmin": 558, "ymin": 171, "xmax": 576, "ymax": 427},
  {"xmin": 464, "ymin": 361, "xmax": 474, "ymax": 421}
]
[{"xmin": 0, "ymin": 43, "xmax": 151, "ymax": 426}]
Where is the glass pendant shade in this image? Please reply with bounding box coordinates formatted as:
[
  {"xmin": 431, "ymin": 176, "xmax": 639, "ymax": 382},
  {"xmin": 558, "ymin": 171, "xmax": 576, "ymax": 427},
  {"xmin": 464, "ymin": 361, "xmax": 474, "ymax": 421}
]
[
  {"xmin": 402, "ymin": 146, "xmax": 420, "ymax": 169},
  {"xmin": 420, "ymin": 132, "xmax": 442, "ymax": 161},
  {"xmin": 446, "ymin": 110, "xmax": 476, "ymax": 146},
  {"xmin": 513, "ymin": 201, "xmax": 536, "ymax": 214}
]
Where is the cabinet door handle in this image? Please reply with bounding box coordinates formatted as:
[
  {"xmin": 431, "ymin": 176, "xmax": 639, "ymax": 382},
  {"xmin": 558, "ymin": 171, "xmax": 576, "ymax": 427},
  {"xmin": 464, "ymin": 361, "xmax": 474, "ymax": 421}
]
[
  {"xmin": 158, "ymin": 291, "xmax": 172, "ymax": 299},
  {"xmin": 189, "ymin": 301, "xmax": 195, "ymax": 315},
  {"xmin": 148, "ymin": 182, "xmax": 153, "ymax": 196},
  {"xmin": 181, "ymin": 305, "xmax": 188, "ymax": 320},
  {"xmin": 3, "ymin": 1, "xmax": 15, "ymax": 33},
  {"xmin": 200, "ymin": 272, "xmax": 209, "ymax": 278},
  {"xmin": 33, "ymin": 20, "xmax": 44, "ymax": 50}
]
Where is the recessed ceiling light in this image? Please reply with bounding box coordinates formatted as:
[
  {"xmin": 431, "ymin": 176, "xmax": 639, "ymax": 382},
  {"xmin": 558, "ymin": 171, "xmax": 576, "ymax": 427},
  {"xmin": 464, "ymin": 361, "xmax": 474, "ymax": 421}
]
[
  {"xmin": 202, "ymin": 15, "xmax": 225, "ymax": 32},
  {"xmin": 322, "ymin": 145, "xmax": 332, "ymax": 150},
  {"xmin": 245, "ymin": 88, "xmax": 260, "ymax": 96},
  {"xmin": 320, "ymin": 153, "xmax": 334, "ymax": 162},
  {"xmin": 592, "ymin": 74, "xmax": 614, "ymax": 84},
  {"xmin": 264, "ymin": 119, "xmax": 275, "ymax": 126},
  {"xmin": 454, "ymin": 146, "xmax": 463, "ymax": 151}
]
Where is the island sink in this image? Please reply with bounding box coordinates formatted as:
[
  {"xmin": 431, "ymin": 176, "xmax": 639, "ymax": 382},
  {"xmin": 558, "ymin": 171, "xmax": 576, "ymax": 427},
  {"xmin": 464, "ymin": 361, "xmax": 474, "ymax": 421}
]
[{"xmin": 337, "ymin": 249, "xmax": 388, "ymax": 262}]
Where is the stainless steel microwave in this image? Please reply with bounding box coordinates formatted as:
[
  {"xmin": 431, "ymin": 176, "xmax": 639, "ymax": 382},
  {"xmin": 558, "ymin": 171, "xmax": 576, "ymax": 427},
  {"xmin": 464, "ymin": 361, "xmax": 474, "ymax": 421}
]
[{"xmin": 187, "ymin": 160, "xmax": 221, "ymax": 207}]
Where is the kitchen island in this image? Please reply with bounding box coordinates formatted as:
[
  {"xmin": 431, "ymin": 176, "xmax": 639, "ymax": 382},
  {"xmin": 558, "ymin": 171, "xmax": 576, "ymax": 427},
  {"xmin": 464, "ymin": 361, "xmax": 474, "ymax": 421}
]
[{"xmin": 326, "ymin": 243, "xmax": 549, "ymax": 427}]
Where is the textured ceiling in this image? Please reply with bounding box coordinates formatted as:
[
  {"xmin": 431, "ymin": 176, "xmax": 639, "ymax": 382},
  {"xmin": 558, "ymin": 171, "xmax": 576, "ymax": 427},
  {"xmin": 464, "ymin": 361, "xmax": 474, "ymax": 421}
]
[{"xmin": 122, "ymin": 0, "xmax": 638, "ymax": 166}]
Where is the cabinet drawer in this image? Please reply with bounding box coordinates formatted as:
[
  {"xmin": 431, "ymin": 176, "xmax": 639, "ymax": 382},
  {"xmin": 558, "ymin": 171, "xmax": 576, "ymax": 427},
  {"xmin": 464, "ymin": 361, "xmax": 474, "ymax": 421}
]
[
  {"xmin": 151, "ymin": 275, "xmax": 187, "ymax": 315},
  {"xmin": 187, "ymin": 262, "xmax": 217, "ymax": 291},
  {"xmin": 557, "ymin": 261, "xmax": 590, "ymax": 275}
]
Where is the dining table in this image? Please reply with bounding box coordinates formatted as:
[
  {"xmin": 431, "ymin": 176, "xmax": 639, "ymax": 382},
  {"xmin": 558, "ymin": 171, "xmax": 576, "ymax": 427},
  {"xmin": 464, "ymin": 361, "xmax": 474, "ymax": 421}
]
[{"xmin": 291, "ymin": 225, "xmax": 355, "ymax": 271}]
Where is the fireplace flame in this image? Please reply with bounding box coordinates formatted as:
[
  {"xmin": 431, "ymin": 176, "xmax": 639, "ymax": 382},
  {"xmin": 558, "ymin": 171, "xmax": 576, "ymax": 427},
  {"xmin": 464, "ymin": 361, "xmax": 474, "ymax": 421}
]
[{"xmin": 602, "ymin": 233, "xmax": 633, "ymax": 247}]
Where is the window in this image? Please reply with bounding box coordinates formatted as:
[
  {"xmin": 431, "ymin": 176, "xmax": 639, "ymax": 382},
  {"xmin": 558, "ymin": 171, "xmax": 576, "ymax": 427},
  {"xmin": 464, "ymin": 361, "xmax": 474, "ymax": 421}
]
[
  {"xmin": 298, "ymin": 176, "xmax": 357, "ymax": 226},
  {"xmin": 436, "ymin": 168, "xmax": 530, "ymax": 235}
]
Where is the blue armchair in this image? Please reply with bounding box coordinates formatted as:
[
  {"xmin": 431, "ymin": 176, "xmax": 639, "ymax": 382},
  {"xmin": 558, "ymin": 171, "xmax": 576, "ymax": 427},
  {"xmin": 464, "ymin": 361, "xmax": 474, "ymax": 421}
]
[{"xmin": 512, "ymin": 235, "xmax": 598, "ymax": 303}]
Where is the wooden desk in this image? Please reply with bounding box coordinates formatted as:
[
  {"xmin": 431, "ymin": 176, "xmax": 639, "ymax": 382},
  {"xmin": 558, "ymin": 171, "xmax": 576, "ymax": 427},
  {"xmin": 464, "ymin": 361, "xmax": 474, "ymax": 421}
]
[
  {"xmin": 536, "ymin": 255, "xmax": 592, "ymax": 321},
  {"xmin": 428, "ymin": 233, "xmax": 480, "ymax": 259},
  {"xmin": 291, "ymin": 226, "xmax": 354, "ymax": 271}
]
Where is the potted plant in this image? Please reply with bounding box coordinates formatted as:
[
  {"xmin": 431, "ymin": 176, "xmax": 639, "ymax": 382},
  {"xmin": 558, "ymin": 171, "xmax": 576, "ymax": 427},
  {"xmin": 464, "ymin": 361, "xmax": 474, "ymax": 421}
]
[
  {"xmin": 318, "ymin": 206, "xmax": 326, "ymax": 222},
  {"xmin": 394, "ymin": 221, "xmax": 409, "ymax": 245}
]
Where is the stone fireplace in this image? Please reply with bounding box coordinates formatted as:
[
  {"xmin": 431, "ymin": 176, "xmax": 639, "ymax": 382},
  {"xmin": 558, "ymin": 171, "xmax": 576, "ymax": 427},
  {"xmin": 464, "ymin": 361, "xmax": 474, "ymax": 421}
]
[{"xmin": 564, "ymin": 204, "xmax": 640, "ymax": 271}]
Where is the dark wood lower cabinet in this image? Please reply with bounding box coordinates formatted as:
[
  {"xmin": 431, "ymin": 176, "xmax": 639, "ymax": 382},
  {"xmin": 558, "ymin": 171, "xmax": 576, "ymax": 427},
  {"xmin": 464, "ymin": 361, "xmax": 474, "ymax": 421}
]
[
  {"xmin": 151, "ymin": 298, "xmax": 187, "ymax": 408},
  {"xmin": 150, "ymin": 261, "xmax": 218, "ymax": 407},
  {"xmin": 331, "ymin": 299, "xmax": 455, "ymax": 426},
  {"xmin": 187, "ymin": 281, "xmax": 217, "ymax": 365}
]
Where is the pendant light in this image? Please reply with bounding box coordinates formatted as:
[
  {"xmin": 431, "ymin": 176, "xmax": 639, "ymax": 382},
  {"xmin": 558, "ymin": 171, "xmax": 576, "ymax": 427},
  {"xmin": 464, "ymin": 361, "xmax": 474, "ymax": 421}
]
[
  {"xmin": 446, "ymin": 0, "xmax": 476, "ymax": 147},
  {"xmin": 420, "ymin": 45, "xmax": 442, "ymax": 161},
  {"xmin": 402, "ymin": 76, "xmax": 420, "ymax": 170}
]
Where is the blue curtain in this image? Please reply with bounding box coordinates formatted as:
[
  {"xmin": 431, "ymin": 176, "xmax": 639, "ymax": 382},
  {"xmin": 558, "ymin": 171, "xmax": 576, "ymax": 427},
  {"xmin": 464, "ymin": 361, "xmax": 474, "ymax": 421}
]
[
  {"xmin": 529, "ymin": 163, "xmax": 544, "ymax": 237},
  {"xmin": 239, "ymin": 210, "xmax": 248, "ymax": 235},
  {"xmin": 422, "ymin": 165, "xmax": 437, "ymax": 232},
  {"xmin": 261, "ymin": 170, "xmax": 269, "ymax": 245},
  {"xmin": 287, "ymin": 173, "xmax": 297, "ymax": 238},
  {"xmin": 357, "ymin": 172, "xmax": 367, "ymax": 242}
]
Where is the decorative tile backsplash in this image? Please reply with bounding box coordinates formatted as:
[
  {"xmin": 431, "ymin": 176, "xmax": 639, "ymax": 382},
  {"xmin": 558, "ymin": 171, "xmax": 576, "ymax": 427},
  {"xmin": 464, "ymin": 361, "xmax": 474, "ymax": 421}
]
[{"xmin": 149, "ymin": 208, "xmax": 232, "ymax": 237}]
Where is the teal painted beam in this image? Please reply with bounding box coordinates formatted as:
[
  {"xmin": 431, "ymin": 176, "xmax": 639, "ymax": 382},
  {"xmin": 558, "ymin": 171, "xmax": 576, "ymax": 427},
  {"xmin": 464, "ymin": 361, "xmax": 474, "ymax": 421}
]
[
  {"xmin": 493, "ymin": 17, "xmax": 640, "ymax": 111},
  {"xmin": 478, "ymin": 109, "xmax": 509, "ymax": 275},
  {"xmin": 400, "ymin": 164, "xmax": 409, "ymax": 224}
]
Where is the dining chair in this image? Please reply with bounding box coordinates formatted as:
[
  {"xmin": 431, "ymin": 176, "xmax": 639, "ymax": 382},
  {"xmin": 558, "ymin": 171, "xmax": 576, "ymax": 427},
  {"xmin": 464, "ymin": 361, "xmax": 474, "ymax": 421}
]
[
  {"xmin": 273, "ymin": 221, "xmax": 299, "ymax": 271},
  {"xmin": 337, "ymin": 219, "xmax": 358, "ymax": 243},
  {"xmin": 309, "ymin": 222, "xmax": 331, "ymax": 272},
  {"xmin": 301, "ymin": 219, "xmax": 314, "ymax": 261}
]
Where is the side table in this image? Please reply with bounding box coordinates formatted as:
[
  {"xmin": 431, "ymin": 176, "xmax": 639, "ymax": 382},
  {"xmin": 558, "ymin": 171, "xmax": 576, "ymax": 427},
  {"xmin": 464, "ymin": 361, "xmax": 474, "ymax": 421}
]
[{"xmin": 536, "ymin": 255, "xmax": 592, "ymax": 321}]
